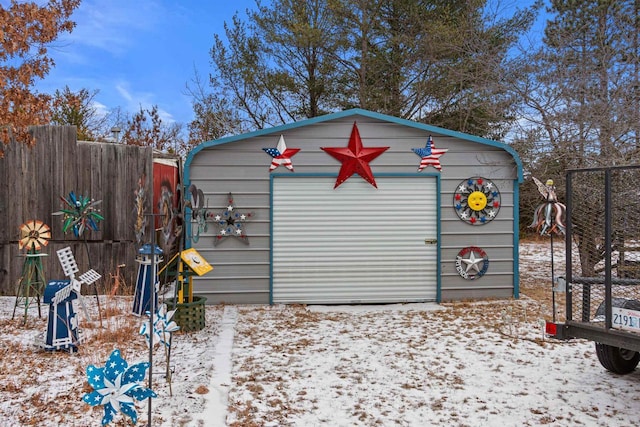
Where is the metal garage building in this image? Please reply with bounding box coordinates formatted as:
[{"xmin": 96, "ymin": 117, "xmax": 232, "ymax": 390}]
[{"xmin": 184, "ymin": 109, "xmax": 523, "ymax": 305}]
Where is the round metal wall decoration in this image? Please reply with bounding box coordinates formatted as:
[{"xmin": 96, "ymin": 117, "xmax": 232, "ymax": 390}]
[
  {"xmin": 455, "ymin": 246, "xmax": 489, "ymax": 280},
  {"xmin": 453, "ymin": 177, "xmax": 501, "ymax": 225}
]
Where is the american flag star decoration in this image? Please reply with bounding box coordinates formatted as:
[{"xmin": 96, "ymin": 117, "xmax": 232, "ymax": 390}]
[
  {"xmin": 209, "ymin": 193, "xmax": 253, "ymax": 246},
  {"xmin": 82, "ymin": 349, "xmax": 156, "ymax": 426},
  {"xmin": 412, "ymin": 135, "xmax": 448, "ymax": 172},
  {"xmin": 263, "ymin": 135, "xmax": 300, "ymax": 171}
]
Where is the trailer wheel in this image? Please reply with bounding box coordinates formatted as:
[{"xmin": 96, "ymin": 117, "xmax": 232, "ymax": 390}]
[{"xmin": 595, "ymin": 343, "xmax": 640, "ymax": 374}]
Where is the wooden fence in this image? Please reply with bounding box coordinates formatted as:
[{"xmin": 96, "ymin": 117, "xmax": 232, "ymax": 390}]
[{"xmin": 0, "ymin": 125, "xmax": 161, "ymax": 295}]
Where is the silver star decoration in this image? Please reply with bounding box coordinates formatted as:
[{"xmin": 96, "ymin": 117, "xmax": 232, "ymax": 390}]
[{"xmin": 462, "ymin": 251, "xmax": 485, "ymax": 273}]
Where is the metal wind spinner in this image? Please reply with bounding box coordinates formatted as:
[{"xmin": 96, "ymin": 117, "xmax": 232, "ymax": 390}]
[
  {"xmin": 42, "ymin": 247, "xmax": 102, "ymax": 351},
  {"xmin": 53, "ymin": 247, "xmax": 101, "ymax": 313}
]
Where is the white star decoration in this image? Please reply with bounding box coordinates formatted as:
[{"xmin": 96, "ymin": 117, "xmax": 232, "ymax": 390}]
[
  {"xmin": 461, "ymin": 251, "xmax": 485, "ymax": 273},
  {"xmin": 455, "ymin": 246, "xmax": 489, "ymax": 280},
  {"xmin": 96, "ymin": 374, "xmax": 137, "ymax": 414}
]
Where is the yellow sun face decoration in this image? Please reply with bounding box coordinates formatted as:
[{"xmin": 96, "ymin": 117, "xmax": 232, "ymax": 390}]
[
  {"xmin": 467, "ymin": 191, "xmax": 488, "ymax": 211},
  {"xmin": 18, "ymin": 220, "xmax": 51, "ymax": 251},
  {"xmin": 453, "ymin": 177, "xmax": 501, "ymax": 225}
]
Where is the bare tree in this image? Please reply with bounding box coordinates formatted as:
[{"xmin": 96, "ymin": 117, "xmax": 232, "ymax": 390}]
[
  {"xmin": 121, "ymin": 105, "xmax": 184, "ymax": 154},
  {"xmin": 186, "ymin": 68, "xmax": 243, "ymax": 146},
  {"xmin": 50, "ymin": 86, "xmax": 109, "ymax": 141}
]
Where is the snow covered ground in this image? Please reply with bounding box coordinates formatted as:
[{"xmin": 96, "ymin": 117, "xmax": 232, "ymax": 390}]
[{"xmin": 2, "ymin": 240, "xmax": 640, "ymax": 426}]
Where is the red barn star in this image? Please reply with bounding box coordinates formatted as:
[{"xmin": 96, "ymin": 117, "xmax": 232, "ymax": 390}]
[{"xmin": 321, "ymin": 122, "xmax": 389, "ymax": 188}]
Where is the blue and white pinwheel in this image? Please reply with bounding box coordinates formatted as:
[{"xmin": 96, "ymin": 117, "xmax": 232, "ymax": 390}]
[
  {"xmin": 82, "ymin": 349, "xmax": 157, "ymax": 425},
  {"xmin": 140, "ymin": 303, "xmax": 180, "ymax": 348}
]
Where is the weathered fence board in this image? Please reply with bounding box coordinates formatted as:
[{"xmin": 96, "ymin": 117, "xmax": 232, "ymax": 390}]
[{"xmin": 0, "ymin": 126, "xmax": 164, "ymax": 295}]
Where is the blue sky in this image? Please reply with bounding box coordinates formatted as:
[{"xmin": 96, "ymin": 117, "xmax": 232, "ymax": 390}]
[
  {"xmin": 33, "ymin": 0, "xmax": 543, "ymax": 130},
  {"xmin": 35, "ymin": 0, "xmax": 260, "ymax": 126}
]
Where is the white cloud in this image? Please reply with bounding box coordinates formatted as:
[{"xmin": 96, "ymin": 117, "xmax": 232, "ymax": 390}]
[
  {"xmin": 114, "ymin": 80, "xmax": 175, "ymax": 124},
  {"xmin": 115, "ymin": 82, "xmax": 134, "ymax": 103},
  {"xmin": 91, "ymin": 100, "xmax": 110, "ymax": 119},
  {"xmin": 58, "ymin": 0, "xmax": 167, "ymax": 59}
]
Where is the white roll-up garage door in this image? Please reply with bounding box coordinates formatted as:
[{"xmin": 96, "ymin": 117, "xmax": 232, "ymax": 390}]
[{"xmin": 272, "ymin": 176, "xmax": 438, "ymax": 304}]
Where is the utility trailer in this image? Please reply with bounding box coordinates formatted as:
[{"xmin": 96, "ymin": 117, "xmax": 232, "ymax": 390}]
[{"xmin": 546, "ymin": 165, "xmax": 640, "ymax": 374}]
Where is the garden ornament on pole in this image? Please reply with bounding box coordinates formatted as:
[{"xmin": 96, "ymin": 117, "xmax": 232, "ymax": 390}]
[
  {"xmin": 53, "ymin": 191, "xmax": 105, "ymax": 325},
  {"xmin": 132, "ymin": 244, "xmax": 163, "ymax": 316},
  {"xmin": 12, "ymin": 219, "xmax": 51, "ymax": 323},
  {"xmin": 530, "ymin": 176, "xmax": 566, "ymax": 323},
  {"xmin": 530, "ymin": 177, "xmax": 566, "ymax": 236},
  {"xmin": 82, "ymin": 349, "xmax": 156, "ymax": 425}
]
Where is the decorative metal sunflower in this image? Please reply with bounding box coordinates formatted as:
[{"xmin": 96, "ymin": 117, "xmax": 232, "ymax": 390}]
[
  {"xmin": 18, "ymin": 220, "xmax": 51, "ymax": 251},
  {"xmin": 53, "ymin": 191, "xmax": 104, "ymax": 238}
]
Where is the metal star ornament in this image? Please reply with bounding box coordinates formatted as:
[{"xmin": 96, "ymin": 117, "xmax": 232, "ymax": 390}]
[
  {"xmin": 453, "ymin": 177, "xmax": 501, "ymax": 225},
  {"xmin": 209, "ymin": 193, "xmax": 253, "ymax": 246},
  {"xmin": 412, "ymin": 135, "xmax": 448, "ymax": 172},
  {"xmin": 321, "ymin": 122, "xmax": 389, "ymax": 188},
  {"xmin": 263, "ymin": 135, "xmax": 301, "ymax": 171},
  {"xmin": 455, "ymin": 246, "xmax": 489, "ymax": 280}
]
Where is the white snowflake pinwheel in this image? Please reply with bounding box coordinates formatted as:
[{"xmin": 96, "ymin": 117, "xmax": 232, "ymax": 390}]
[
  {"xmin": 82, "ymin": 349, "xmax": 156, "ymax": 425},
  {"xmin": 139, "ymin": 303, "xmax": 180, "ymax": 348}
]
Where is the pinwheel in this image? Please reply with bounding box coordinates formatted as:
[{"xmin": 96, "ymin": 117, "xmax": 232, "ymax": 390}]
[
  {"xmin": 53, "ymin": 191, "xmax": 104, "ymax": 238},
  {"xmin": 82, "ymin": 349, "xmax": 156, "ymax": 425},
  {"xmin": 139, "ymin": 303, "xmax": 180, "ymax": 348},
  {"xmin": 18, "ymin": 219, "xmax": 51, "ymax": 251}
]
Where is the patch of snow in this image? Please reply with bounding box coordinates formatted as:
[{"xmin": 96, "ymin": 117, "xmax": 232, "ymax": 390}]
[
  {"xmin": 195, "ymin": 305, "xmax": 237, "ymax": 427},
  {"xmin": 2, "ymin": 242, "xmax": 640, "ymax": 426}
]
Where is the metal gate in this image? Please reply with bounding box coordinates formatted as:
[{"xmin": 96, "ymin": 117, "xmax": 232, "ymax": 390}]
[{"xmin": 562, "ymin": 165, "xmax": 640, "ymax": 350}]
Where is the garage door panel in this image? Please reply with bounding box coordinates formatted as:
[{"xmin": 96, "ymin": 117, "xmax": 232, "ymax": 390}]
[{"xmin": 272, "ymin": 176, "xmax": 438, "ymax": 304}]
